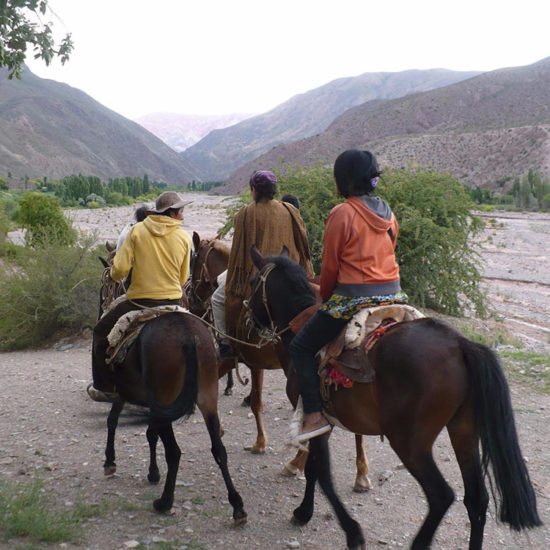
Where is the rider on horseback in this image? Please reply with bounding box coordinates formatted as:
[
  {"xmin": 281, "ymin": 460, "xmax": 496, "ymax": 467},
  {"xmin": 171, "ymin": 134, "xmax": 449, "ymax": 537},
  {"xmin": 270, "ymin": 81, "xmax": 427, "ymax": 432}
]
[
  {"xmin": 88, "ymin": 191, "xmax": 192, "ymax": 402},
  {"xmin": 211, "ymin": 170, "xmax": 314, "ymax": 359},
  {"xmin": 291, "ymin": 150, "xmax": 408, "ymax": 442}
]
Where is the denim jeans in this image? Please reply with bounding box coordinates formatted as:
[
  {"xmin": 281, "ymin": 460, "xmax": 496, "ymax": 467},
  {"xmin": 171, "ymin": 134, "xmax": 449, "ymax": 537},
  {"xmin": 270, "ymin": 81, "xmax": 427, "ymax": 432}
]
[{"xmin": 289, "ymin": 310, "xmax": 348, "ymax": 414}]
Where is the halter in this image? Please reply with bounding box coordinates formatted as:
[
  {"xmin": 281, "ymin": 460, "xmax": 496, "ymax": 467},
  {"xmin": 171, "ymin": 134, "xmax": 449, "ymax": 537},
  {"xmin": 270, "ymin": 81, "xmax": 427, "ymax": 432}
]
[{"xmin": 244, "ymin": 262, "xmax": 291, "ymax": 345}]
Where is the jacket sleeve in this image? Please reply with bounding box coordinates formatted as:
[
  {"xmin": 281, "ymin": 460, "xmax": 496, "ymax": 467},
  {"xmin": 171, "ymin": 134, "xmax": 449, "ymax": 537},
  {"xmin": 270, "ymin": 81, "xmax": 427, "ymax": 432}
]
[
  {"xmin": 179, "ymin": 234, "xmax": 191, "ymax": 286},
  {"xmin": 320, "ymin": 206, "xmax": 348, "ymax": 301},
  {"xmin": 111, "ymin": 227, "xmax": 134, "ymax": 281}
]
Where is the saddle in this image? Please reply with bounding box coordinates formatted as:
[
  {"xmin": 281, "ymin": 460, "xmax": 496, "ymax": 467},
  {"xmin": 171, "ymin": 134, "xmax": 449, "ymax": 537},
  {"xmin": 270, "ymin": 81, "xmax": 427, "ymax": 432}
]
[
  {"xmin": 290, "ymin": 303, "xmax": 424, "ymax": 389},
  {"xmin": 106, "ymin": 305, "xmax": 188, "ymax": 366}
]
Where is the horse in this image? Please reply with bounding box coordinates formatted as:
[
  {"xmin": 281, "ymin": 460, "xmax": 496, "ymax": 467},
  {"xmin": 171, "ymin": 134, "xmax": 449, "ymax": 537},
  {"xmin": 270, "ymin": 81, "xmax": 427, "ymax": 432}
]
[
  {"xmin": 246, "ymin": 246, "xmax": 541, "ymax": 549},
  {"xmin": 94, "ymin": 254, "xmax": 246, "ymax": 523},
  {"xmin": 187, "ymin": 231, "xmax": 238, "ymax": 396},
  {"xmin": 189, "ymin": 233, "xmax": 372, "ymax": 492}
]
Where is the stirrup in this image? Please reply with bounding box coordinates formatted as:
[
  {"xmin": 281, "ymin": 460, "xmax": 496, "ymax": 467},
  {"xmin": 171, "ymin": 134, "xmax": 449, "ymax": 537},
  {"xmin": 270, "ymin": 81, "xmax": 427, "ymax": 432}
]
[{"xmin": 87, "ymin": 382, "xmax": 120, "ymax": 403}]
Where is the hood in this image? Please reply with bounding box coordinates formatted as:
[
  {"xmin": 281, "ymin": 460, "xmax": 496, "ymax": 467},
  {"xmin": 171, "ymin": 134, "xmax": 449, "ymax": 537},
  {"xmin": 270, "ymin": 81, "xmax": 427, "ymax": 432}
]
[
  {"xmin": 143, "ymin": 214, "xmax": 183, "ymax": 237},
  {"xmin": 347, "ymin": 196, "xmax": 394, "ymax": 233}
]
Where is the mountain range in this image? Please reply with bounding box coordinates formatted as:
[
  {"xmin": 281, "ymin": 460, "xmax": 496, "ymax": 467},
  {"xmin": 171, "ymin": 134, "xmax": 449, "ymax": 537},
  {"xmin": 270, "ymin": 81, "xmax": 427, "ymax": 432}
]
[
  {"xmin": 181, "ymin": 69, "xmax": 481, "ymax": 182},
  {"xmin": 219, "ymin": 57, "xmax": 550, "ymax": 194},
  {"xmin": 134, "ymin": 112, "xmax": 253, "ymax": 152},
  {"xmin": 0, "ymin": 66, "xmax": 198, "ymax": 184}
]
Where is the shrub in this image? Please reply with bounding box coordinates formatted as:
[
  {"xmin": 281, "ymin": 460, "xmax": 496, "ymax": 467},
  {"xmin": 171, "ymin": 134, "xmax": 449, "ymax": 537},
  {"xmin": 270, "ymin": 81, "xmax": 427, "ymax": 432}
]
[
  {"xmin": 0, "ymin": 236, "xmax": 102, "ymax": 350},
  {"xmin": 18, "ymin": 192, "xmax": 76, "ymax": 247}
]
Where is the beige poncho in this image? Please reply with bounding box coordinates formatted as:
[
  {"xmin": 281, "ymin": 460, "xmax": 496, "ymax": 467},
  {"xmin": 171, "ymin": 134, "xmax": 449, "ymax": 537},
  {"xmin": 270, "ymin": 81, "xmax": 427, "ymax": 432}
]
[{"xmin": 225, "ymin": 198, "xmax": 314, "ymax": 338}]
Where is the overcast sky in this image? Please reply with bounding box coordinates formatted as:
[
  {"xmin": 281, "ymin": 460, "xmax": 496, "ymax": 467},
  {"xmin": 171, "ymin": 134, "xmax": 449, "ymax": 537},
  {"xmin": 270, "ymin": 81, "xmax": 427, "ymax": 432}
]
[{"xmin": 26, "ymin": 0, "xmax": 550, "ymax": 120}]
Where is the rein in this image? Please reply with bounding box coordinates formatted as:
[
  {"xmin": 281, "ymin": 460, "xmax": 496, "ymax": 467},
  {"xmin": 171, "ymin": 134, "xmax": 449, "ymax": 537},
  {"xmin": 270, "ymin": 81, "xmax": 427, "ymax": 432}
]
[
  {"xmin": 243, "ymin": 262, "xmax": 291, "ymax": 345},
  {"xmin": 189, "ymin": 242, "xmax": 218, "ymax": 307}
]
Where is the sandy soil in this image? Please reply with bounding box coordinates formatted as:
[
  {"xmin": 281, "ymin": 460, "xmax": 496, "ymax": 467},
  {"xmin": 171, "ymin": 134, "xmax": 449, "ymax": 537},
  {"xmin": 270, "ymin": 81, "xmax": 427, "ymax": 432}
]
[{"xmin": 1, "ymin": 198, "xmax": 549, "ymax": 549}]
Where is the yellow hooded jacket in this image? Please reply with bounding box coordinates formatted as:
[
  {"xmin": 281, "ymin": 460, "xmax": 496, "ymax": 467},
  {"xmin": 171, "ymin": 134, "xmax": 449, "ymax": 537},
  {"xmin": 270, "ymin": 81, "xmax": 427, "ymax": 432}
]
[{"xmin": 111, "ymin": 214, "xmax": 191, "ymax": 300}]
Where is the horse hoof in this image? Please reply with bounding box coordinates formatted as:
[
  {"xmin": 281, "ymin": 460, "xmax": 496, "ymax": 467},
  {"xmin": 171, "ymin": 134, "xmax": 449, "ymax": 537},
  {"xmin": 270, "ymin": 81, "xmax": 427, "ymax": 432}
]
[
  {"xmin": 148, "ymin": 473, "xmax": 160, "ymax": 484},
  {"xmin": 353, "ymin": 478, "xmax": 372, "ymax": 493},
  {"xmin": 233, "ymin": 509, "xmax": 248, "ymax": 526},
  {"xmin": 241, "ymin": 397, "xmax": 251, "ymax": 408},
  {"xmin": 153, "ymin": 498, "xmax": 173, "ymax": 513},
  {"xmin": 104, "ymin": 465, "xmax": 117, "ymax": 476},
  {"xmin": 290, "ymin": 513, "xmax": 309, "ymax": 527},
  {"xmin": 281, "ymin": 463, "xmax": 301, "ymax": 477},
  {"xmin": 245, "ymin": 444, "xmax": 266, "ymax": 454}
]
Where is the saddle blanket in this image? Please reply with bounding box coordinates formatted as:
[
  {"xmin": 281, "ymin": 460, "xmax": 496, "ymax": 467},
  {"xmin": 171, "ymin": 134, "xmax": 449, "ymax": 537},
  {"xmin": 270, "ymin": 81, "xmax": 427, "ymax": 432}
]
[{"xmin": 106, "ymin": 305, "xmax": 188, "ymax": 366}]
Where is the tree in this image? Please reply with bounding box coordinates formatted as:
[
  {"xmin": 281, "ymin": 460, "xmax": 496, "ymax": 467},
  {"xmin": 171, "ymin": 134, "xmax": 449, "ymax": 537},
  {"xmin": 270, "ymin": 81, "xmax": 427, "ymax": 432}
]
[
  {"xmin": 0, "ymin": 0, "xmax": 73, "ymax": 79},
  {"xmin": 271, "ymin": 163, "xmax": 485, "ymax": 316}
]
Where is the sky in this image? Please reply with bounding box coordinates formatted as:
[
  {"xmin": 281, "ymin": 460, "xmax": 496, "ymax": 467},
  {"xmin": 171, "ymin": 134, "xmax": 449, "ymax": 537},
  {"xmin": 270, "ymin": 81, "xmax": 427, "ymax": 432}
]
[{"xmin": 25, "ymin": 0, "xmax": 550, "ymax": 120}]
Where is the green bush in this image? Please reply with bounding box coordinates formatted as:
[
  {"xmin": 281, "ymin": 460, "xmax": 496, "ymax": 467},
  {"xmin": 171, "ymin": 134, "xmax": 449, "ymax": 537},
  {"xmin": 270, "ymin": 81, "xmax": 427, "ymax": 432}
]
[
  {"xmin": 0, "ymin": 236, "xmax": 102, "ymax": 350},
  {"xmin": 18, "ymin": 192, "xmax": 76, "ymax": 247},
  {"xmin": 223, "ymin": 163, "xmax": 485, "ymax": 316}
]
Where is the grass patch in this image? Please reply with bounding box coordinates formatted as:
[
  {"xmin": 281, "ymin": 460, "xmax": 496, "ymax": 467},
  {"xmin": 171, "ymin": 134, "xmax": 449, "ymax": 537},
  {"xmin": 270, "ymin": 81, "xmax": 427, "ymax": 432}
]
[
  {"xmin": 0, "ymin": 479, "xmax": 81, "ymax": 544},
  {"xmin": 499, "ymin": 350, "xmax": 550, "ymax": 393}
]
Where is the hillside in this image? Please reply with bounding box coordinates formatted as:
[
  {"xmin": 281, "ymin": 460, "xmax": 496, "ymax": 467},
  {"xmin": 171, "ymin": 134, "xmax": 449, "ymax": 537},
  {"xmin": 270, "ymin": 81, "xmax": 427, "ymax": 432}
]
[
  {"xmin": 135, "ymin": 112, "xmax": 253, "ymax": 152},
  {"xmin": 219, "ymin": 57, "xmax": 550, "ymax": 194},
  {"xmin": 182, "ymin": 69, "xmax": 480, "ymax": 182},
  {"xmin": 0, "ymin": 67, "xmax": 198, "ymax": 184}
]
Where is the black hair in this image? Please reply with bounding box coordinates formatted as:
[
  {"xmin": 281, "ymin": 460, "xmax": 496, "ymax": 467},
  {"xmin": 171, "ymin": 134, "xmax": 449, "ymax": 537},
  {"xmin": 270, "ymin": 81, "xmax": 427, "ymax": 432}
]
[
  {"xmin": 333, "ymin": 149, "xmax": 381, "ymax": 198},
  {"xmin": 160, "ymin": 207, "xmax": 181, "ymax": 217},
  {"xmin": 281, "ymin": 194, "xmax": 300, "ymax": 210},
  {"xmin": 250, "ymin": 179, "xmax": 277, "ymax": 201},
  {"xmin": 134, "ymin": 205, "xmax": 148, "ymax": 222}
]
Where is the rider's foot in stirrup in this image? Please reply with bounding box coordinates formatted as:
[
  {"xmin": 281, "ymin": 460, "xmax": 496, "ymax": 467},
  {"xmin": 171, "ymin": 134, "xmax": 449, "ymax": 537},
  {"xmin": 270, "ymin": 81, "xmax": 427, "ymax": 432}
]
[
  {"xmin": 297, "ymin": 412, "xmax": 332, "ymax": 443},
  {"xmin": 218, "ymin": 341, "xmax": 236, "ymax": 361},
  {"xmin": 87, "ymin": 382, "xmax": 121, "ymax": 403}
]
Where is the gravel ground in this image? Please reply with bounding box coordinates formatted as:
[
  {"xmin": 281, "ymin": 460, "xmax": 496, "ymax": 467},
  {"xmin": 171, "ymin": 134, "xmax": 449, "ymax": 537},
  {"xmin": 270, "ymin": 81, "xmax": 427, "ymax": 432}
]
[{"xmin": 1, "ymin": 199, "xmax": 549, "ymax": 549}]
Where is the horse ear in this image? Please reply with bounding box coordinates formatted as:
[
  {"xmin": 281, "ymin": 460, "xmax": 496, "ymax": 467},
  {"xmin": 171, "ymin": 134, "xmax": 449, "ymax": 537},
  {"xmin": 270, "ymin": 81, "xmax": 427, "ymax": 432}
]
[
  {"xmin": 250, "ymin": 245, "xmax": 265, "ymax": 270},
  {"xmin": 280, "ymin": 245, "xmax": 290, "ymax": 258},
  {"xmin": 215, "ymin": 229, "xmax": 223, "ymax": 240},
  {"xmin": 99, "ymin": 257, "xmax": 109, "ymax": 268},
  {"xmin": 192, "ymin": 231, "xmax": 201, "ymax": 252},
  {"xmin": 106, "ymin": 241, "xmax": 115, "ymax": 253}
]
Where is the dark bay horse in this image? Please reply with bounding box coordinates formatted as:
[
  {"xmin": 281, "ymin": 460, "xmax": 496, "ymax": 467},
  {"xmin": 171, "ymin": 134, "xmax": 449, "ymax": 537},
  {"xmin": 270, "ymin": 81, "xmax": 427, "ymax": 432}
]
[
  {"xmin": 247, "ymin": 247, "xmax": 541, "ymax": 549},
  {"xmin": 189, "ymin": 233, "xmax": 372, "ymax": 491},
  {"xmin": 95, "ymin": 255, "xmax": 246, "ymax": 523}
]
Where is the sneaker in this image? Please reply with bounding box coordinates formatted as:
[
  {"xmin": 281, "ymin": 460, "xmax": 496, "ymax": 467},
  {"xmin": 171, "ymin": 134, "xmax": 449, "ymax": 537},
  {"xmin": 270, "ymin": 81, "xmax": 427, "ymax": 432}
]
[
  {"xmin": 296, "ymin": 416, "xmax": 332, "ymax": 443},
  {"xmin": 87, "ymin": 382, "xmax": 120, "ymax": 403}
]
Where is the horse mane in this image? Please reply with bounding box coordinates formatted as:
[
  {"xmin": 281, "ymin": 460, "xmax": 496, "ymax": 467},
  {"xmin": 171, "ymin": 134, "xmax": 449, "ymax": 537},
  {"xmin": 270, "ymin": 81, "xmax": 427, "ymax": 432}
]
[{"xmin": 211, "ymin": 239, "xmax": 231, "ymax": 258}]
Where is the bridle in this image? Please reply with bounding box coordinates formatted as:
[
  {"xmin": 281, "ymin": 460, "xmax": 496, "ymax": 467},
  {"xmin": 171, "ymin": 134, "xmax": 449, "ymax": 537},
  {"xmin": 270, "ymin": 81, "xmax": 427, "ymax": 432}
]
[
  {"xmin": 189, "ymin": 240, "xmax": 219, "ymax": 309},
  {"xmin": 244, "ymin": 262, "xmax": 291, "ymax": 345}
]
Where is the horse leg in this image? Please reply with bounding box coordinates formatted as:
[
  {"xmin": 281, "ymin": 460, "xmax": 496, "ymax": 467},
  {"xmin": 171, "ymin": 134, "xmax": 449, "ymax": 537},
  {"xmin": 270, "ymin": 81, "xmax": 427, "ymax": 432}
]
[
  {"xmin": 447, "ymin": 404, "xmax": 488, "ymax": 550},
  {"xmin": 291, "ymin": 441, "xmax": 318, "ymax": 525},
  {"xmin": 224, "ymin": 370, "xmax": 234, "ymax": 396},
  {"xmin": 152, "ymin": 421, "xmax": 181, "ymax": 513},
  {"xmin": 247, "ymin": 368, "xmax": 267, "ymax": 453},
  {"xmin": 103, "ymin": 400, "xmax": 124, "ymax": 476},
  {"xmin": 388, "ymin": 435, "xmax": 455, "ymax": 550},
  {"xmin": 308, "ymin": 435, "xmax": 366, "ymax": 550},
  {"xmin": 283, "ymin": 447, "xmax": 309, "ymax": 476},
  {"xmin": 353, "ymin": 434, "xmax": 372, "ymax": 493},
  {"xmin": 146, "ymin": 423, "xmax": 160, "ymax": 484},
  {"xmin": 203, "ymin": 410, "xmax": 247, "ymax": 525}
]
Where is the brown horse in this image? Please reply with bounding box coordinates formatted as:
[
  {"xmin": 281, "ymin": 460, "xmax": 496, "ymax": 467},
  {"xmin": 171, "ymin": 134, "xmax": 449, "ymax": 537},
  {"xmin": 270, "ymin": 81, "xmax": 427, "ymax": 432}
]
[
  {"xmin": 189, "ymin": 233, "xmax": 372, "ymax": 491},
  {"xmin": 95, "ymin": 256, "xmax": 246, "ymax": 523},
  {"xmin": 247, "ymin": 247, "xmax": 541, "ymax": 549}
]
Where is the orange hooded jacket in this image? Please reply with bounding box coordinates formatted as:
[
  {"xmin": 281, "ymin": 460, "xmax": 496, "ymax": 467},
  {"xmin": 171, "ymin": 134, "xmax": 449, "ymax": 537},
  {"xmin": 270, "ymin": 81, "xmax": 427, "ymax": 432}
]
[{"xmin": 320, "ymin": 196, "xmax": 401, "ymax": 301}]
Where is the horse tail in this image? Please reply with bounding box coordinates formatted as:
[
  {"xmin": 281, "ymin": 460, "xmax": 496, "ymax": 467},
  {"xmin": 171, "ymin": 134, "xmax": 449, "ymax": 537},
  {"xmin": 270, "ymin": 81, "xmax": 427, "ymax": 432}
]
[
  {"xmin": 460, "ymin": 338, "xmax": 542, "ymax": 530},
  {"xmin": 146, "ymin": 331, "xmax": 199, "ymax": 423}
]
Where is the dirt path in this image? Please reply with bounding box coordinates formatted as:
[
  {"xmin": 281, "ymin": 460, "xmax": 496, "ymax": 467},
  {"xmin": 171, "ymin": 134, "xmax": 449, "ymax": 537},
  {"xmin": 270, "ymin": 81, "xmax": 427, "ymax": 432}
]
[{"xmin": 1, "ymin": 200, "xmax": 549, "ymax": 549}]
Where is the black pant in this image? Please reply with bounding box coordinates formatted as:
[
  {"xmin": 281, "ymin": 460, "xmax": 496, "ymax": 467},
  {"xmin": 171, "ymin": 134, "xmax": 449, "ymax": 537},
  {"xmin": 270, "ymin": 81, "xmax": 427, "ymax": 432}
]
[
  {"xmin": 92, "ymin": 297, "xmax": 181, "ymax": 391},
  {"xmin": 289, "ymin": 310, "xmax": 348, "ymax": 414}
]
